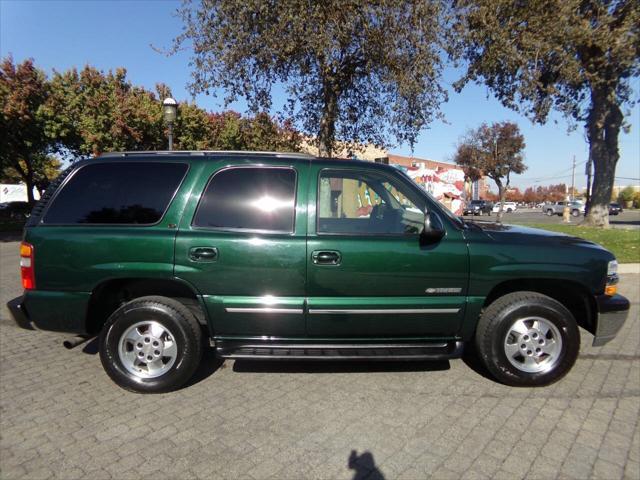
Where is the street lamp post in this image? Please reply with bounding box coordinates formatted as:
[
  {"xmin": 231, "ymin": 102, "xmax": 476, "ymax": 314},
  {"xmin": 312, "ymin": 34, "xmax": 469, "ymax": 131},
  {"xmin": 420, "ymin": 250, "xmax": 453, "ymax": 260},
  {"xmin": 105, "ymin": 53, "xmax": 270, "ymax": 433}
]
[{"xmin": 162, "ymin": 97, "xmax": 177, "ymax": 150}]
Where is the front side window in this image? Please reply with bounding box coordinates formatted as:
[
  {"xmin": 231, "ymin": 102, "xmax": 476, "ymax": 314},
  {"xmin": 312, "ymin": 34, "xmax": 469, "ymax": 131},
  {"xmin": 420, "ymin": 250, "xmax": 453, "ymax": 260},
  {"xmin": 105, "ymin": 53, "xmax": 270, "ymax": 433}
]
[
  {"xmin": 193, "ymin": 167, "xmax": 296, "ymax": 233},
  {"xmin": 43, "ymin": 162, "xmax": 188, "ymax": 225},
  {"xmin": 318, "ymin": 170, "xmax": 425, "ymax": 235}
]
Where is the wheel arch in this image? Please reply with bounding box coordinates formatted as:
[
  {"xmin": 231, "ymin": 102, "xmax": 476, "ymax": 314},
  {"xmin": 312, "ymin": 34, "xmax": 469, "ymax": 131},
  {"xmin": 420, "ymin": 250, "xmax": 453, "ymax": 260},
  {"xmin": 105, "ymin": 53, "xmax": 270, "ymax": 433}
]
[
  {"xmin": 482, "ymin": 278, "xmax": 596, "ymax": 334},
  {"xmin": 86, "ymin": 277, "xmax": 208, "ymax": 335}
]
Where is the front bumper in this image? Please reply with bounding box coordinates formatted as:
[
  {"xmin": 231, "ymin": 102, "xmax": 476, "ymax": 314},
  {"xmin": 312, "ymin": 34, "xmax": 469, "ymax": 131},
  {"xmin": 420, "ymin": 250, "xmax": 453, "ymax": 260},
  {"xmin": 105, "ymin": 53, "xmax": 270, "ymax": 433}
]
[{"xmin": 592, "ymin": 294, "xmax": 630, "ymax": 347}]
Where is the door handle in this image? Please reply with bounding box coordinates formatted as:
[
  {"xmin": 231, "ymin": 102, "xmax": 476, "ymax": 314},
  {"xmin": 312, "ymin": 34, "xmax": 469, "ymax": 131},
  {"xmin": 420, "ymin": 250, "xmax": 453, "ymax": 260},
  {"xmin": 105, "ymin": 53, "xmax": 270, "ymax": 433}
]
[
  {"xmin": 189, "ymin": 247, "xmax": 218, "ymax": 262},
  {"xmin": 312, "ymin": 250, "xmax": 341, "ymax": 265}
]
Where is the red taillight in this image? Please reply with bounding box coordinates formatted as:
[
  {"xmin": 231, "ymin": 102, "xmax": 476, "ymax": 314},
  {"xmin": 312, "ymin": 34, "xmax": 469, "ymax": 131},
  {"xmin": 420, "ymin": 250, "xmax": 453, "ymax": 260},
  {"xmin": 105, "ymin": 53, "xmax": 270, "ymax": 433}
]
[{"xmin": 20, "ymin": 242, "xmax": 35, "ymax": 290}]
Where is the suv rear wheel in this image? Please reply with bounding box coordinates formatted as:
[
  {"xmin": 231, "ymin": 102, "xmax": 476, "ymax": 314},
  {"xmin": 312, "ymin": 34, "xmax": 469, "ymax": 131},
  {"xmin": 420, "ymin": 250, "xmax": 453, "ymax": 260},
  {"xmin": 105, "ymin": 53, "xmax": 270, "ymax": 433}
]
[
  {"xmin": 99, "ymin": 296, "xmax": 203, "ymax": 393},
  {"xmin": 546, "ymin": 209, "xmax": 554, "ymax": 216},
  {"xmin": 475, "ymin": 291, "xmax": 579, "ymax": 386}
]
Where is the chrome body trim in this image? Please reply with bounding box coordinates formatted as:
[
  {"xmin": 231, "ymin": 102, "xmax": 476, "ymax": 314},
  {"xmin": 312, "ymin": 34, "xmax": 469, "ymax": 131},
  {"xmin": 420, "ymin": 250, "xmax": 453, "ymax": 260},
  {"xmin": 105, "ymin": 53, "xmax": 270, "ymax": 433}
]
[
  {"xmin": 225, "ymin": 308, "xmax": 303, "ymax": 314},
  {"xmin": 308, "ymin": 308, "xmax": 460, "ymax": 314}
]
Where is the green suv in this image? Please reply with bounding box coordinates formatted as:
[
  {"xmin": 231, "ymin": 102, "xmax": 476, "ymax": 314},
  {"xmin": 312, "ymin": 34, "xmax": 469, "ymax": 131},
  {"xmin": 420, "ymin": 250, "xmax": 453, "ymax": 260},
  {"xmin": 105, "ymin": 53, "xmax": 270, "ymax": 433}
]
[{"xmin": 7, "ymin": 151, "xmax": 629, "ymax": 393}]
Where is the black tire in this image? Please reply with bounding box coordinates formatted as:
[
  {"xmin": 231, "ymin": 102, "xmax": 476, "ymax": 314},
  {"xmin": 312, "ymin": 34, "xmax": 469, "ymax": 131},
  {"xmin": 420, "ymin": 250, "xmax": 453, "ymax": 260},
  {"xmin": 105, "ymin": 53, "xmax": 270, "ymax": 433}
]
[
  {"xmin": 571, "ymin": 209, "xmax": 580, "ymax": 217},
  {"xmin": 99, "ymin": 296, "xmax": 203, "ymax": 393},
  {"xmin": 546, "ymin": 209, "xmax": 554, "ymax": 216},
  {"xmin": 475, "ymin": 291, "xmax": 579, "ymax": 387}
]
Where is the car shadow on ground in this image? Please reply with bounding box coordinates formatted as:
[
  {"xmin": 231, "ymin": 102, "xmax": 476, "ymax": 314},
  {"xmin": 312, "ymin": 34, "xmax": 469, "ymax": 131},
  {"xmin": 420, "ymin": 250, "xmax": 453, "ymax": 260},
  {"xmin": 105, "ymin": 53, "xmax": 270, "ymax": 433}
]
[
  {"xmin": 0, "ymin": 231, "xmax": 23, "ymax": 242},
  {"xmin": 461, "ymin": 342, "xmax": 495, "ymax": 382},
  {"xmin": 231, "ymin": 358, "xmax": 451, "ymax": 374},
  {"xmin": 81, "ymin": 339, "xmax": 224, "ymax": 388}
]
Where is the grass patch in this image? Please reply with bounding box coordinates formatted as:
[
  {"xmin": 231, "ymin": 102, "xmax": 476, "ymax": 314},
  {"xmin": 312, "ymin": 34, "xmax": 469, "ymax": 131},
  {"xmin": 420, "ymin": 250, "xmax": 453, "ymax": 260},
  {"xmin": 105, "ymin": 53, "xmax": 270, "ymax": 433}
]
[{"xmin": 509, "ymin": 222, "xmax": 640, "ymax": 263}]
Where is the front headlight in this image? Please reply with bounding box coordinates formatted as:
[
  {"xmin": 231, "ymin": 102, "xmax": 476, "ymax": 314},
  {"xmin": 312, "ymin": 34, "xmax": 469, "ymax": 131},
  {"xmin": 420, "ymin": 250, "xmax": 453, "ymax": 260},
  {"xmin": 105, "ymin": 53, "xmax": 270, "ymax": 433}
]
[
  {"xmin": 605, "ymin": 260, "xmax": 619, "ymax": 296},
  {"xmin": 608, "ymin": 260, "xmax": 618, "ymax": 277}
]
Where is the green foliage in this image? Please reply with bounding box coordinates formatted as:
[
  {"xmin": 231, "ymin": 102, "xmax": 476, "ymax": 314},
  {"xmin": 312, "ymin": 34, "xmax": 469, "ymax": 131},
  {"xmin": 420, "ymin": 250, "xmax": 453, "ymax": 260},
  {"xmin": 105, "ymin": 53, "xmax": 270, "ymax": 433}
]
[
  {"xmin": 0, "ymin": 56, "xmax": 51, "ymax": 203},
  {"xmin": 451, "ymin": 0, "xmax": 640, "ymax": 227},
  {"xmin": 451, "ymin": 0, "xmax": 638, "ymax": 124},
  {"xmin": 41, "ymin": 65, "xmax": 300, "ymax": 155},
  {"xmin": 1, "ymin": 55, "xmax": 300, "ymax": 200},
  {"xmin": 173, "ymin": 0, "xmax": 447, "ymax": 156},
  {"xmin": 633, "ymin": 191, "xmax": 640, "ymax": 209},
  {"xmin": 43, "ymin": 66, "xmax": 165, "ymax": 156},
  {"xmin": 618, "ymin": 186, "xmax": 636, "ymax": 203}
]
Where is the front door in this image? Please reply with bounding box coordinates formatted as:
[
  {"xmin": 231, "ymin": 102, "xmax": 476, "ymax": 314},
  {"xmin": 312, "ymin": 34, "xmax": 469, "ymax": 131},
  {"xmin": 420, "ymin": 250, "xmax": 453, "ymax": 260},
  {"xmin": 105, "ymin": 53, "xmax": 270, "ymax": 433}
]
[
  {"xmin": 306, "ymin": 165, "xmax": 468, "ymax": 339},
  {"xmin": 174, "ymin": 159, "xmax": 308, "ymax": 338}
]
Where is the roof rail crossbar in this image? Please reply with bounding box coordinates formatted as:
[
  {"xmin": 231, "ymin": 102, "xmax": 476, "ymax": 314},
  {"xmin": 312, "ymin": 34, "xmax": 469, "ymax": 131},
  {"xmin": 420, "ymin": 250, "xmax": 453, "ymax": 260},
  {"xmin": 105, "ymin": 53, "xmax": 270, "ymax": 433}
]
[{"xmin": 99, "ymin": 150, "xmax": 315, "ymax": 159}]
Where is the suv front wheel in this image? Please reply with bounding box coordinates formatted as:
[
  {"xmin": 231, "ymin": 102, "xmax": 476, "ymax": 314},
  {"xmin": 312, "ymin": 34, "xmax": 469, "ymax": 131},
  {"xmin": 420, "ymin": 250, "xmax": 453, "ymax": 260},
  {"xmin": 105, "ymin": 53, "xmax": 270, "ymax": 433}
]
[
  {"xmin": 475, "ymin": 291, "xmax": 579, "ymax": 386},
  {"xmin": 99, "ymin": 296, "xmax": 203, "ymax": 393}
]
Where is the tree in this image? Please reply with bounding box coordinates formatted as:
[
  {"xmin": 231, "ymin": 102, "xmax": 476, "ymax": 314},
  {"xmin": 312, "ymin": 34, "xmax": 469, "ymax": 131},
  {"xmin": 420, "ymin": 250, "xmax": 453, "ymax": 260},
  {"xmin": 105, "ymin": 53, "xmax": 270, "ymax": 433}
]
[
  {"xmin": 454, "ymin": 122, "xmax": 527, "ymax": 222},
  {"xmin": 618, "ymin": 185, "xmax": 636, "ymax": 206},
  {"xmin": 451, "ymin": 0, "xmax": 639, "ymax": 227},
  {"xmin": 505, "ymin": 187, "xmax": 523, "ymax": 203},
  {"xmin": 172, "ymin": 0, "xmax": 447, "ymax": 157},
  {"xmin": 44, "ymin": 66, "xmax": 164, "ymax": 157},
  {"xmin": 44, "ymin": 69, "xmax": 302, "ymax": 155},
  {"xmin": 0, "ymin": 57, "xmax": 52, "ymax": 204},
  {"xmin": 2, "ymin": 155, "xmax": 62, "ymax": 195}
]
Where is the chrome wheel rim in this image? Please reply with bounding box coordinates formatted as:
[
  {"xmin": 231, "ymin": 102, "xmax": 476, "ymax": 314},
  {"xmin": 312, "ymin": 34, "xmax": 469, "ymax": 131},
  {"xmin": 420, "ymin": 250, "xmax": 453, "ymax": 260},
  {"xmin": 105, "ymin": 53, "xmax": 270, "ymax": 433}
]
[
  {"xmin": 118, "ymin": 321, "xmax": 178, "ymax": 379},
  {"xmin": 503, "ymin": 316, "xmax": 563, "ymax": 373}
]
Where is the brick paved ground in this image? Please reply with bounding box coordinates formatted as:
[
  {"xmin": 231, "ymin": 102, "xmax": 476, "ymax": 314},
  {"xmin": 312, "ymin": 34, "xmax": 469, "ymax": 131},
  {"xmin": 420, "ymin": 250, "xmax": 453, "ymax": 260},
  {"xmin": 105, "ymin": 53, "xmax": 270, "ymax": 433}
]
[{"xmin": 1, "ymin": 240, "xmax": 638, "ymax": 479}]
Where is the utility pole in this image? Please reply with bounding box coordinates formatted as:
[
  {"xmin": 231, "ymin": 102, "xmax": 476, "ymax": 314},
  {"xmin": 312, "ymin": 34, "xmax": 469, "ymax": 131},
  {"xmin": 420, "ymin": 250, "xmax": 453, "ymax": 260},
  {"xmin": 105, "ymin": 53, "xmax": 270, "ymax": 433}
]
[{"xmin": 570, "ymin": 155, "xmax": 576, "ymax": 201}]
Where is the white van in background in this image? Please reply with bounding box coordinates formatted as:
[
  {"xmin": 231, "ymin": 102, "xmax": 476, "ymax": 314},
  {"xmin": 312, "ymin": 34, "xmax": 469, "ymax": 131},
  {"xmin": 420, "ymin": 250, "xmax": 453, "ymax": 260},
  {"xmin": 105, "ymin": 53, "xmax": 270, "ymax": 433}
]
[
  {"xmin": 0, "ymin": 184, "xmax": 40, "ymax": 203},
  {"xmin": 492, "ymin": 202, "xmax": 517, "ymax": 213}
]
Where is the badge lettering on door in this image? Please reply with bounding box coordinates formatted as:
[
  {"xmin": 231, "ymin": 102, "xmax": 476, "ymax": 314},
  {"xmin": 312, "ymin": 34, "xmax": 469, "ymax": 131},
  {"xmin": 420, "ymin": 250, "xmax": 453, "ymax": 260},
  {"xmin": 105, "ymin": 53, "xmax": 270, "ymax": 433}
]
[{"xmin": 425, "ymin": 287, "xmax": 462, "ymax": 294}]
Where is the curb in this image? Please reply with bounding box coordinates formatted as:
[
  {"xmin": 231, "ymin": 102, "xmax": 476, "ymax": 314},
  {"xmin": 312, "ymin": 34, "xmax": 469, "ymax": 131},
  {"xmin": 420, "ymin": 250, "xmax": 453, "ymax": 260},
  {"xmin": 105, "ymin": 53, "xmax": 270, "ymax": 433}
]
[{"xmin": 619, "ymin": 263, "xmax": 640, "ymax": 274}]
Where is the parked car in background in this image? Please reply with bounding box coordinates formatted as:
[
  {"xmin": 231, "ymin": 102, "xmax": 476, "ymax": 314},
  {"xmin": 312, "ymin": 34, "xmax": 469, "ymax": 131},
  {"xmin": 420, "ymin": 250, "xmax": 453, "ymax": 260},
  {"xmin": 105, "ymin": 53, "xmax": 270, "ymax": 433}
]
[
  {"xmin": 8, "ymin": 151, "xmax": 629, "ymax": 393},
  {"xmin": 492, "ymin": 202, "xmax": 517, "ymax": 213},
  {"xmin": 463, "ymin": 199, "xmax": 493, "ymax": 216},
  {"xmin": 543, "ymin": 201, "xmax": 585, "ymax": 217},
  {"xmin": 609, "ymin": 203, "xmax": 623, "ymax": 215},
  {"xmin": 0, "ymin": 201, "xmax": 31, "ymax": 220}
]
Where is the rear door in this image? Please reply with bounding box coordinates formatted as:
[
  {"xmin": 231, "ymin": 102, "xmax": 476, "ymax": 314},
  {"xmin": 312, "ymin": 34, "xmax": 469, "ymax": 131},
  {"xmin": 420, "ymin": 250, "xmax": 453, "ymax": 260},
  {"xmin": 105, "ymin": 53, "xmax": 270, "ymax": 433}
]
[
  {"xmin": 174, "ymin": 158, "xmax": 309, "ymax": 338},
  {"xmin": 306, "ymin": 164, "xmax": 469, "ymax": 338}
]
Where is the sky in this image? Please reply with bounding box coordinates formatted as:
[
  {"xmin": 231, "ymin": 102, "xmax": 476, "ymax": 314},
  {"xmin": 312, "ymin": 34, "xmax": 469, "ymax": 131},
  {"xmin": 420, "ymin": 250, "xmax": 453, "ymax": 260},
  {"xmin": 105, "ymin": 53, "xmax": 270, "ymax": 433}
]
[{"xmin": 1, "ymin": 0, "xmax": 639, "ymax": 191}]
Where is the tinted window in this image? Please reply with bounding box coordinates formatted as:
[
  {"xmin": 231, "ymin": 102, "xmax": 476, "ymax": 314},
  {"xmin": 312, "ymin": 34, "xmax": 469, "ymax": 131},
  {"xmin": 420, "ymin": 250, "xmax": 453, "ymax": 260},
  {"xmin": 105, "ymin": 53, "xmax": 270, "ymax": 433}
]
[
  {"xmin": 193, "ymin": 167, "xmax": 296, "ymax": 232},
  {"xmin": 318, "ymin": 170, "xmax": 425, "ymax": 235},
  {"xmin": 43, "ymin": 162, "xmax": 187, "ymax": 224}
]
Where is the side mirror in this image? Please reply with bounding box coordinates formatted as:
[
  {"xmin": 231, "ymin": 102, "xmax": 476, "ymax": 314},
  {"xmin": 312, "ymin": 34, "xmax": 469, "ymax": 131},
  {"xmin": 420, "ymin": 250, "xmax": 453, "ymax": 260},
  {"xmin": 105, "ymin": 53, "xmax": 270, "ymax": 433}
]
[{"xmin": 420, "ymin": 208, "xmax": 445, "ymax": 245}]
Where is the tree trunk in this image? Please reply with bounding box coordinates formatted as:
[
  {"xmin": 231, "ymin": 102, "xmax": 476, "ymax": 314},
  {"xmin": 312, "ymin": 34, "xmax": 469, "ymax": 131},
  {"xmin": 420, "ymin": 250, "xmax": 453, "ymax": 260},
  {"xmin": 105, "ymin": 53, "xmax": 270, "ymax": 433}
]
[
  {"xmin": 25, "ymin": 176, "xmax": 35, "ymax": 205},
  {"xmin": 585, "ymin": 155, "xmax": 592, "ymax": 213},
  {"xmin": 11, "ymin": 156, "xmax": 36, "ymax": 205},
  {"xmin": 495, "ymin": 178, "xmax": 505, "ymax": 223},
  {"xmin": 317, "ymin": 80, "xmax": 338, "ymax": 158},
  {"xmin": 583, "ymin": 86, "xmax": 623, "ymax": 228}
]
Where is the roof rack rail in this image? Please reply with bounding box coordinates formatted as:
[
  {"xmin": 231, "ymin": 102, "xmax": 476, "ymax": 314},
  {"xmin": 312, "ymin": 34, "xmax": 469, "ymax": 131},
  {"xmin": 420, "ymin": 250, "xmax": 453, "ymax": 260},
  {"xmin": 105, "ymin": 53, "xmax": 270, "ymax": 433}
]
[{"xmin": 99, "ymin": 150, "xmax": 315, "ymax": 159}]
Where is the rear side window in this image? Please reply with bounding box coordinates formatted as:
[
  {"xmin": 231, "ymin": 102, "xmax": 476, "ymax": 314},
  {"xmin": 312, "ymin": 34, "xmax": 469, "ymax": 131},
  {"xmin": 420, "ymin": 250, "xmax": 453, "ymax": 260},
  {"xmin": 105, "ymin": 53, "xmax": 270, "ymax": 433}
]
[
  {"xmin": 43, "ymin": 162, "xmax": 188, "ymax": 225},
  {"xmin": 193, "ymin": 167, "xmax": 296, "ymax": 233}
]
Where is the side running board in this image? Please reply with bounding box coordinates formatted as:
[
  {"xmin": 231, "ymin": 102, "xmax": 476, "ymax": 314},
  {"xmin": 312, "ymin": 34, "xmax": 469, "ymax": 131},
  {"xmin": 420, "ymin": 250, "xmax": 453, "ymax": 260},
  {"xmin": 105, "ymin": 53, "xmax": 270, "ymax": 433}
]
[{"xmin": 215, "ymin": 340, "xmax": 464, "ymax": 361}]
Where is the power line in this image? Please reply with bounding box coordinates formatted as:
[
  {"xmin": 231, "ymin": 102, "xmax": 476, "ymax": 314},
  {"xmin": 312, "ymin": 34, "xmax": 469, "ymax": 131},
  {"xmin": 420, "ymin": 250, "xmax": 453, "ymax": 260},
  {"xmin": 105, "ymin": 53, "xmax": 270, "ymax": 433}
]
[
  {"xmin": 518, "ymin": 160, "xmax": 587, "ymax": 182},
  {"xmin": 615, "ymin": 176, "xmax": 640, "ymax": 181}
]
